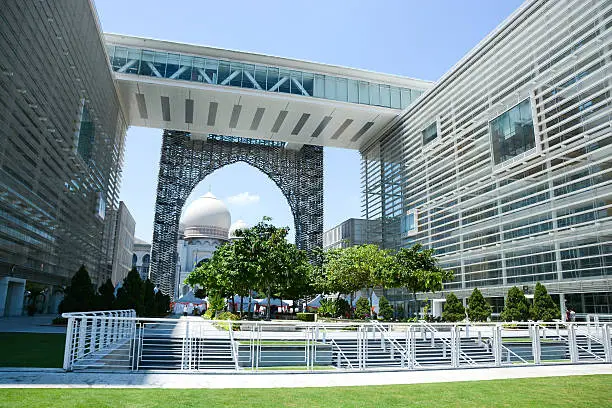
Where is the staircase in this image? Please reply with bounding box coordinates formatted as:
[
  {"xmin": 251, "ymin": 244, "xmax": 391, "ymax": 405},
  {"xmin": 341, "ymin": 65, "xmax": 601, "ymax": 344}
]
[
  {"xmin": 137, "ymin": 336, "xmax": 235, "ymax": 370},
  {"xmin": 330, "ymin": 336, "xmax": 495, "ymax": 369}
]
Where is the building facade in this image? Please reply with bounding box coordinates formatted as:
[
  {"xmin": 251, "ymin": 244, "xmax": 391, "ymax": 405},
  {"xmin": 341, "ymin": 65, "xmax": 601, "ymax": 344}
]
[
  {"xmin": 362, "ymin": 0, "xmax": 612, "ymax": 315},
  {"xmin": 110, "ymin": 201, "xmax": 135, "ymax": 285},
  {"xmin": 0, "ymin": 0, "xmax": 126, "ymax": 314},
  {"xmin": 132, "ymin": 238, "xmax": 151, "ymax": 282},
  {"xmin": 323, "ymin": 218, "xmax": 379, "ymax": 250}
]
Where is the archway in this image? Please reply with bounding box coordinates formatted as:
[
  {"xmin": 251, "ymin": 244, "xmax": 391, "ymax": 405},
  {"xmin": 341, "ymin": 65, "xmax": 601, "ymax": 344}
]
[{"xmin": 150, "ymin": 131, "xmax": 323, "ymax": 296}]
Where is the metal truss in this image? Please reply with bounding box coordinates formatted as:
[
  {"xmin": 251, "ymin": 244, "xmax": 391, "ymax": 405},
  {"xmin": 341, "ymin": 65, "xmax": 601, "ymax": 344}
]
[{"xmin": 150, "ymin": 131, "xmax": 323, "ymax": 297}]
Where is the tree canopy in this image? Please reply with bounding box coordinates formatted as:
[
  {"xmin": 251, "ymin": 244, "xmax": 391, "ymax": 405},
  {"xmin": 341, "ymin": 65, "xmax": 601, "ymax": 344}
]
[
  {"xmin": 442, "ymin": 292, "xmax": 465, "ymax": 322},
  {"xmin": 501, "ymin": 286, "xmax": 531, "ymax": 322},
  {"xmin": 531, "ymin": 282, "xmax": 560, "ymax": 321},
  {"xmin": 466, "ymin": 288, "xmax": 491, "ymax": 322}
]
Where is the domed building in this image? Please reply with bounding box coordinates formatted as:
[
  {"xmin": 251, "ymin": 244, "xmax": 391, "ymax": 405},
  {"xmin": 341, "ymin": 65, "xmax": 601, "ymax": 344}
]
[{"xmin": 175, "ymin": 191, "xmax": 249, "ymax": 298}]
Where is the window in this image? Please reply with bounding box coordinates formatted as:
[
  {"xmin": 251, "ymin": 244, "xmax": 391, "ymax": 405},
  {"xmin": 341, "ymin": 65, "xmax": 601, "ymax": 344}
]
[
  {"xmin": 400, "ymin": 210, "xmax": 418, "ymax": 237},
  {"xmin": 490, "ymin": 99, "xmax": 535, "ymax": 165},
  {"xmin": 96, "ymin": 192, "xmax": 106, "ymax": 220},
  {"xmin": 422, "ymin": 121, "xmax": 438, "ymax": 146},
  {"xmin": 75, "ymin": 100, "xmax": 95, "ymax": 160}
]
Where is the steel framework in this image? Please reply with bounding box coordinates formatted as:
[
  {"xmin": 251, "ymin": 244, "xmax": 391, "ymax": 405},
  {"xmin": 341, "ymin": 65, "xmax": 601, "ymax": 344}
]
[{"xmin": 150, "ymin": 130, "xmax": 323, "ymax": 296}]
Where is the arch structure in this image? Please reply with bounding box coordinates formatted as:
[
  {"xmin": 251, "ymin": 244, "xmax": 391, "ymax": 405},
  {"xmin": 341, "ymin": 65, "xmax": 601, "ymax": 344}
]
[{"xmin": 150, "ymin": 130, "xmax": 323, "ymax": 296}]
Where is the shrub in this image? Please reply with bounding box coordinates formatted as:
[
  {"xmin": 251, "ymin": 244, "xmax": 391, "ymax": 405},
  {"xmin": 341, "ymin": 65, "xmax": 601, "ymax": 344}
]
[
  {"xmin": 501, "ymin": 286, "xmax": 531, "ymax": 322},
  {"xmin": 215, "ymin": 311, "xmax": 239, "ymax": 321},
  {"xmin": 531, "ymin": 282, "xmax": 560, "ymax": 321},
  {"xmin": 467, "ymin": 288, "xmax": 492, "ymax": 322},
  {"xmin": 296, "ymin": 313, "xmax": 315, "ymax": 322},
  {"xmin": 378, "ymin": 296, "xmax": 394, "ymax": 321},
  {"xmin": 355, "ymin": 297, "xmax": 371, "ymax": 320},
  {"xmin": 442, "ymin": 293, "xmax": 465, "ymax": 322},
  {"xmin": 207, "ymin": 294, "xmax": 226, "ymax": 317},
  {"xmin": 203, "ymin": 309, "xmax": 214, "ymax": 319},
  {"xmin": 318, "ymin": 297, "xmax": 351, "ymax": 318}
]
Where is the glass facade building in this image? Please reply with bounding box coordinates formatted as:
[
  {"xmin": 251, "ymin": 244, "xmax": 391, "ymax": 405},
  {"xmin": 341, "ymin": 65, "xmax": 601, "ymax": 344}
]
[
  {"xmin": 105, "ymin": 44, "xmax": 424, "ymax": 109},
  {"xmin": 362, "ymin": 0, "xmax": 612, "ymax": 315},
  {"xmin": 0, "ymin": 1, "xmax": 126, "ymax": 297}
]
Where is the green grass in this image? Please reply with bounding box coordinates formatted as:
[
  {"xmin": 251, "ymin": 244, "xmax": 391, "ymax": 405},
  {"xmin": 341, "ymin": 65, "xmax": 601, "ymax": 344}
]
[
  {"xmin": 0, "ymin": 332, "xmax": 65, "ymax": 368},
  {"xmin": 0, "ymin": 375, "xmax": 609, "ymax": 407}
]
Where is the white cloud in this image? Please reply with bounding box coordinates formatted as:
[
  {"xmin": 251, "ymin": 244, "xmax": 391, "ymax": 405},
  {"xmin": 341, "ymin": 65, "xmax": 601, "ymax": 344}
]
[{"xmin": 227, "ymin": 192, "xmax": 260, "ymax": 205}]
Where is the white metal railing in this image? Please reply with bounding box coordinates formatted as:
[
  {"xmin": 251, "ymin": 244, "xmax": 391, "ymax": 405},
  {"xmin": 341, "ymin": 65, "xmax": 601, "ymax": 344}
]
[
  {"xmin": 61, "ymin": 312, "xmax": 612, "ymax": 372},
  {"xmin": 62, "ymin": 309, "xmax": 136, "ymax": 371}
]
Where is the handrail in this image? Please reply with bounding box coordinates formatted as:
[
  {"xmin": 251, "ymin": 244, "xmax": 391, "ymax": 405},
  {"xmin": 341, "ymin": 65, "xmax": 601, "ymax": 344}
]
[
  {"xmin": 320, "ymin": 326, "xmax": 354, "ymax": 370},
  {"xmin": 421, "ymin": 321, "xmax": 477, "ymax": 366},
  {"xmin": 228, "ymin": 321, "xmax": 240, "ymax": 370},
  {"xmin": 370, "ymin": 320, "xmax": 413, "ymax": 366},
  {"xmin": 558, "ymin": 324, "xmax": 605, "ymax": 362},
  {"xmin": 500, "ymin": 342, "xmax": 528, "ymax": 364}
]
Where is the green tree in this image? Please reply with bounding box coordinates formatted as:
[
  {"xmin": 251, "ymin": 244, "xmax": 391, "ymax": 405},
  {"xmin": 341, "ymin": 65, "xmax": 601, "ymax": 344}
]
[
  {"xmin": 59, "ymin": 265, "xmax": 97, "ymax": 313},
  {"xmin": 466, "ymin": 288, "xmax": 491, "ymax": 322},
  {"xmin": 97, "ymin": 279, "xmax": 116, "ymax": 311},
  {"xmin": 442, "ymin": 292, "xmax": 465, "ymax": 322},
  {"xmin": 355, "ymin": 297, "xmax": 371, "ymax": 320},
  {"xmin": 142, "ymin": 279, "xmax": 156, "ymax": 317},
  {"xmin": 501, "ymin": 286, "xmax": 531, "ymax": 322},
  {"xmin": 378, "ymin": 296, "xmax": 394, "ymax": 321},
  {"xmin": 394, "ymin": 244, "xmax": 454, "ymax": 317},
  {"xmin": 115, "ymin": 268, "xmax": 144, "ymax": 316},
  {"xmin": 531, "ymin": 282, "xmax": 560, "ymax": 321}
]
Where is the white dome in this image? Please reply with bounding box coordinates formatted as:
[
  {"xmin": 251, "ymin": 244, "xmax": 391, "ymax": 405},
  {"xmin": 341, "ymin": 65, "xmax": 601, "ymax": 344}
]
[
  {"xmin": 181, "ymin": 192, "xmax": 231, "ymax": 240},
  {"xmin": 229, "ymin": 220, "xmax": 249, "ymax": 239}
]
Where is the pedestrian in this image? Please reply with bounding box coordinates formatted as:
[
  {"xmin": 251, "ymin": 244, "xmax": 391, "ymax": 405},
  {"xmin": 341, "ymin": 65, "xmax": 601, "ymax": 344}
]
[
  {"xmin": 566, "ymin": 309, "xmax": 570, "ymax": 322},
  {"xmin": 183, "ymin": 304, "xmax": 188, "ymax": 316},
  {"xmin": 570, "ymin": 309, "xmax": 576, "ymax": 322}
]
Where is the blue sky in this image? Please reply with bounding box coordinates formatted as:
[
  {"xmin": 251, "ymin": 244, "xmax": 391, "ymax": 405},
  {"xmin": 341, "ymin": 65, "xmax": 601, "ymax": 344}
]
[{"xmin": 95, "ymin": 0, "xmax": 524, "ymax": 243}]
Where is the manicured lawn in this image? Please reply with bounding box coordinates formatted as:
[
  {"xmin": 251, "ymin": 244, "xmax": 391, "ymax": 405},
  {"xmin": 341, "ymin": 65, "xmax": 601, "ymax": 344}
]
[
  {"xmin": 0, "ymin": 332, "xmax": 65, "ymax": 368},
  {"xmin": 0, "ymin": 375, "xmax": 610, "ymax": 407}
]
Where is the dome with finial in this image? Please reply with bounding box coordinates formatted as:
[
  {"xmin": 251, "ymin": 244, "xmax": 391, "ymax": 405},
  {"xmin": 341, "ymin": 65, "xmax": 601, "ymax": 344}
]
[{"xmin": 180, "ymin": 191, "xmax": 231, "ymax": 240}]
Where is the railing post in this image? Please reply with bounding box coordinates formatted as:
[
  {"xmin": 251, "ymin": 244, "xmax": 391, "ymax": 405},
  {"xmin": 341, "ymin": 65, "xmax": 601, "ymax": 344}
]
[
  {"xmin": 531, "ymin": 324, "xmax": 541, "ymax": 365},
  {"xmin": 77, "ymin": 318, "xmax": 87, "ymax": 360},
  {"xmin": 568, "ymin": 323, "xmax": 578, "ymax": 363},
  {"xmin": 90, "ymin": 317, "xmax": 98, "ymax": 353},
  {"xmin": 602, "ymin": 324, "xmax": 612, "ymax": 363},
  {"xmin": 63, "ymin": 317, "xmax": 76, "ymax": 371},
  {"xmin": 493, "ymin": 324, "xmax": 502, "ymax": 367},
  {"xmin": 451, "ymin": 325, "xmax": 460, "ymax": 368}
]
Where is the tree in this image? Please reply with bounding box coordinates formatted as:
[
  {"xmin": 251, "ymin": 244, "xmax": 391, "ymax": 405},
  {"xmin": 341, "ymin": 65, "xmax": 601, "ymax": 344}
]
[
  {"xmin": 378, "ymin": 296, "xmax": 394, "ymax": 321},
  {"xmin": 355, "ymin": 297, "xmax": 371, "ymax": 320},
  {"xmin": 97, "ymin": 279, "xmax": 116, "ymax": 311},
  {"xmin": 142, "ymin": 279, "xmax": 156, "ymax": 317},
  {"xmin": 442, "ymin": 293, "xmax": 465, "ymax": 322},
  {"xmin": 501, "ymin": 286, "xmax": 531, "ymax": 322},
  {"xmin": 115, "ymin": 268, "xmax": 144, "ymax": 316},
  {"xmin": 466, "ymin": 288, "xmax": 491, "ymax": 322},
  {"xmin": 154, "ymin": 290, "xmax": 170, "ymax": 317},
  {"xmin": 394, "ymin": 244, "xmax": 454, "ymax": 317},
  {"xmin": 531, "ymin": 282, "xmax": 560, "ymax": 321},
  {"xmin": 59, "ymin": 265, "xmax": 97, "ymax": 313}
]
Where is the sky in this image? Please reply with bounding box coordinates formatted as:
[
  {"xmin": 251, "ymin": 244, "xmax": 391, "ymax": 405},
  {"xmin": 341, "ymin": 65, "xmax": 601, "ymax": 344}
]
[{"xmin": 95, "ymin": 0, "xmax": 525, "ymax": 243}]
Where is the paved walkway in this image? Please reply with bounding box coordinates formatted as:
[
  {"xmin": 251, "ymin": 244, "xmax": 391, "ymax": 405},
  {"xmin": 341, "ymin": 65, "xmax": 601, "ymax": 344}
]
[
  {"xmin": 0, "ymin": 364, "xmax": 609, "ymax": 389},
  {"xmin": 0, "ymin": 314, "xmax": 65, "ymax": 334}
]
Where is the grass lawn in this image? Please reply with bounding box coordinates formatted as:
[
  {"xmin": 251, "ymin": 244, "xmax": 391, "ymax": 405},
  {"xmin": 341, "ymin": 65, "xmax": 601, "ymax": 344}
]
[
  {"xmin": 0, "ymin": 332, "xmax": 65, "ymax": 368},
  {"xmin": 0, "ymin": 375, "xmax": 610, "ymax": 407}
]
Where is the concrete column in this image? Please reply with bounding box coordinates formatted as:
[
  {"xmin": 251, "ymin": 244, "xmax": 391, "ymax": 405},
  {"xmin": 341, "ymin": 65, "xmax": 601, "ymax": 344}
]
[
  {"xmin": 560, "ymin": 293, "xmax": 566, "ymax": 322},
  {"xmin": 0, "ymin": 277, "xmax": 26, "ymax": 316}
]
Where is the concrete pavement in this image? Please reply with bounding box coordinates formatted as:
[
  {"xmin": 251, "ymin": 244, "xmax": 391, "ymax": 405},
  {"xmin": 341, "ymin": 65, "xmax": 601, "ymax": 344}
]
[
  {"xmin": 0, "ymin": 314, "xmax": 65, "ymax": 334},
  {"xmin": 0, "ymin": 363, "xmax": 609, "ymax": 389}
]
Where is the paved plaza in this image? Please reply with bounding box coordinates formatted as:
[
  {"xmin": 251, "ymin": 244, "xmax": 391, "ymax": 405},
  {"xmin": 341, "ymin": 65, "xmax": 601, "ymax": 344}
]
[
  {"xmin": 0, "ymin": 364, "xmax": 609, "ymax": 389},
  {"xmin": 0, "ymin": 315, "xmax": 66, "ymax": 334}
]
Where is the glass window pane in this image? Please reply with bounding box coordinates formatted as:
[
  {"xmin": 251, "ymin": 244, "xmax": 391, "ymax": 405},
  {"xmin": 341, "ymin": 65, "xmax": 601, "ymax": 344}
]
[
  {"xmin": 278, "ymin": 69, "xmax": 290, "ymax": 93},
  {"xmin": 302, "ymin": 72, "xmax": 314, "ymax": 96},
  {"xmin": 390, "ymin": 87, "xmax": 401, "ymax": 108},
  {"xmin": 336, "ymin": 78, "xmax": 348, "ymax": 101},
  {"xmin": 400, "ymin": 89, "xmax": 411, "ymax": 108},
  {"xmin": 218, "ymin": 61, "xmax": 231, "ymax": 85},
  {"xmin": 255, "ymin": 65, "xmax": 267, "ymax": 90},
  {"xmin": 290, "ymin": 71, "xmax": 302, "ymax": 95},
  {"xmin": 348, "ymin": 80, "xmax": 359, "ymax": 103},
  {"xmin": 267, "ymin": 67, "xmax": 280, "ymax": 91},
  {"xmin": 380, "ymin": 85, "xmax": 391, "ymax": 107},
  {"xmin": 229, "ymin": 62, "xmax": 243, "ymax": 87},
  {"xmin": 369, "ymin": 83, "xmax": 380, "ymax": 106},
  {"xmin": 313, "ymin": 74, "xmax": 325, "ymax": 97},
  {"xmin": 325, "ymin": 76, "xmax": 336, "ymax": 100},
  {"xmin": 359, "ymin": 81, "xmax": 369, "ymax": 104}
]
